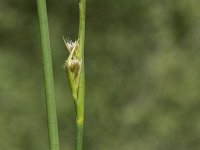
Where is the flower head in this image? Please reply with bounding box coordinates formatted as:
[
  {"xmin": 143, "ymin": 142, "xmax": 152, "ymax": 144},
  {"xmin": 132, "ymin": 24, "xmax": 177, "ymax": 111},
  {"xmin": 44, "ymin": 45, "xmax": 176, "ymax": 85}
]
[{"xmin": 63, "ymin": 37, "xmax": 78, "ymax": 53}]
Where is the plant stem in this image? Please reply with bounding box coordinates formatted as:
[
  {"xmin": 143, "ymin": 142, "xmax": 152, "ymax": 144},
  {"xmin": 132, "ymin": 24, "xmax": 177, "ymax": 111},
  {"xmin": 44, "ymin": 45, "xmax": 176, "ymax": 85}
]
[
  {"xmin": 36, "ymin": 0, "xmax": 60, "ymax": 150},
  {"xmin": 76, "ymin": 0, "xmax": 86, "ymax": 150}
]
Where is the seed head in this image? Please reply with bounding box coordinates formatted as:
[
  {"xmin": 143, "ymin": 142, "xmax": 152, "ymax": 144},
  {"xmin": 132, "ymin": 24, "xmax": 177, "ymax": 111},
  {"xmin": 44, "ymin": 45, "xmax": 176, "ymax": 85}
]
[{"xmin": 68, "ymin": 58, "xmax": 81, "ymax": 74}]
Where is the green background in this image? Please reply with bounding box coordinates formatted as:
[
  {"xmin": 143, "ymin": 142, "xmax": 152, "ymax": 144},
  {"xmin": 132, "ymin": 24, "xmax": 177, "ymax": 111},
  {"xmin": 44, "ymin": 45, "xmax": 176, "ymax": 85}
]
[{"xmin": 1, "ymin": 0, "xmax": 200, "ymax": 149}]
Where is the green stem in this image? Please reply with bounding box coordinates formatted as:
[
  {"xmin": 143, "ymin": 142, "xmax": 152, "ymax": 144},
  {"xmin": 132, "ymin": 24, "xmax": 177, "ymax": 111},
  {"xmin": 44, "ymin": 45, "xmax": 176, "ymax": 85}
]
[
  {"xmin": 76, "ymin": 0, "xmax": 86, "ymax": 150},
  {"xmin": 36, "ymin": 0, "xmax": 60, "ymax": 150}
]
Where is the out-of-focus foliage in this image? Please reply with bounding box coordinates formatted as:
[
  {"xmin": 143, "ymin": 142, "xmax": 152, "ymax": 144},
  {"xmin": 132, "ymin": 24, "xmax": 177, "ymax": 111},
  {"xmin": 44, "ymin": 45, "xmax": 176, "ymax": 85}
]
[{"xmin": 1, "ymin": 0, "xmax": 200, "ymax": 150}]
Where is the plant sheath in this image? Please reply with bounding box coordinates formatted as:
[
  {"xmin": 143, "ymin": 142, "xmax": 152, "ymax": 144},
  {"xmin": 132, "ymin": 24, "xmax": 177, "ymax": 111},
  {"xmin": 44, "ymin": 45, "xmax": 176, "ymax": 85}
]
[{"xmin": 36, "ymin": 0, "xmax": 60, "ymax": 150}]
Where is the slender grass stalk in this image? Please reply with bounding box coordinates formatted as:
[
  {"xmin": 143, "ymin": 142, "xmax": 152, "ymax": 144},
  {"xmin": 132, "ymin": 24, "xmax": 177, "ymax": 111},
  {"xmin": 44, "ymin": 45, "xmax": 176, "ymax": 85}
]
[
  {"xmin": 75, "ymin": 0, "xmax": 86, "ymax": 150},
  {"xmin": 63, "ymin": 0, "xmax": 86, "ymax": 150},
  {"xmin": 36, "ymin": 1, "xmax": 60, "ymax": 150}
]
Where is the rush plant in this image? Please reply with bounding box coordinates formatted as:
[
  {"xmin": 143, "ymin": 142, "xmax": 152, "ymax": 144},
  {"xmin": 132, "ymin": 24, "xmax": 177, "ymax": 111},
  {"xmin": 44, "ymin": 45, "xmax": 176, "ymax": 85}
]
[
  {"xmin": 63, "ymin": 0, "xmax": 86, "ymax": 150},
  {"xmin": 36, "ymin": 0, "xmax": 86, "ymax": 150}
]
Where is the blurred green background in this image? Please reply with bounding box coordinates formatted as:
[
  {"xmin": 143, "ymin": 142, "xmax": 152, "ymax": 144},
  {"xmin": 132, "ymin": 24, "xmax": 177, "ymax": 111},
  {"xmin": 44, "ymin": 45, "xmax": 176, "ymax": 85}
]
[{"xmin": 1, "ymin": 0, "xmax": 200, "ymax": 150}]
